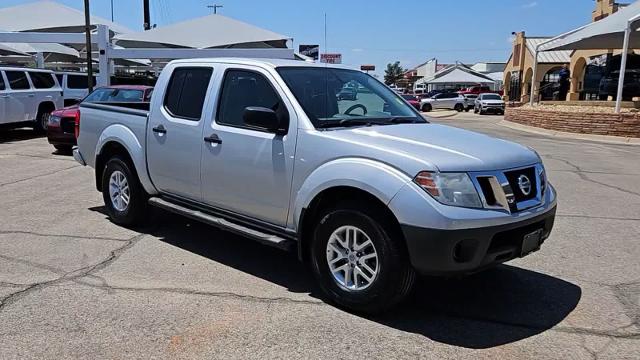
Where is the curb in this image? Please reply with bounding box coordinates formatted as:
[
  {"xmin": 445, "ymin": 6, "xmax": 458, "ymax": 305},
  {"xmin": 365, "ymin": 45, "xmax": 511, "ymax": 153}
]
[
  {"xmin": 499, "ymin": 120, "xmax": 640, "ymax": 146},
  {"xmin": 422, "ymin": 110, "xmax": 460, "ymax": 119}
]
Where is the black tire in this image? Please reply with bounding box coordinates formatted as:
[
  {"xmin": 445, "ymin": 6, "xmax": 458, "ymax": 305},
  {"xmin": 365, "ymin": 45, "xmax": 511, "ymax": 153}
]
[
  {"xmin": 479, "ymin": 109, "xmax": 485, "ymax": 115},
  {"xmin": 421, "ymin": 104, "xmax": 432, "ymax": 112},
  {"xmin": 310, "ymin": 203, "xmax": 415, "ymax": 314},
  {"xmin": 33, "ymin": 107, "xmax": 52, "ymax": 134},
  {"xmin": 53, "ymin": 144, "xmax": 72, "ymax": 153},
  {"xmin": 474, "ymin": 107, "xmax": 479, "ymax": 114},
  {"xmin": 454, "ymin": 104, "xmax": 464, "ymax": 112},
  {"xmin": 101, "ymin": 156, "xmax": 147, "ymax": 226}
]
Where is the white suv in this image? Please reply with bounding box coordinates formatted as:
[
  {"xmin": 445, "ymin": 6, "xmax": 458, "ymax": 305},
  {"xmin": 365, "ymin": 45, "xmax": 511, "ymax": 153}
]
[
  {"xmin": 0, "ymin": 67, "xmax": 63, "ymax": 132},
  {"xmin": 420, "ymin": 92, "xmax": 466, "ymax": 112}
]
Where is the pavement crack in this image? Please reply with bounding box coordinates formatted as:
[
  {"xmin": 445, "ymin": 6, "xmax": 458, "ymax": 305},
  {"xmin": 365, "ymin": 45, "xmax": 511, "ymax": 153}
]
[
  {"xmin": 0, "ymin": 233, "xmax": 144, "ymax": 313},
  {"xmin": 72, "ymin": 280, "xmax": 324, "ymax": 306},
  {"xmin": 0, "ymin": 230, "xmax": 131, "ymax": 242},
  {"xmin": 556, "ymin": 214, "xmax": 640, "ymax": 222},
  {"xmin": 0, "ymin": 165, "xmax": 79, "ymax": 187},
  {"xmin": 576, "ymin": 172, "xmax": 640, "ymax": 198}
]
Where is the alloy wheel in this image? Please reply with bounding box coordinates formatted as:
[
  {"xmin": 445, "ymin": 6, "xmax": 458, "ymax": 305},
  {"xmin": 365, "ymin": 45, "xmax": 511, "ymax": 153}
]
[{"xmin": 326, "ymin": 225, "xmax": 379, "ymax": 291}]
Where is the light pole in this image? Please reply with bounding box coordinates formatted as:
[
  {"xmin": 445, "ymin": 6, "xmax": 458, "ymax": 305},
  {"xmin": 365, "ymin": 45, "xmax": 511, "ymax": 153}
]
[{"xmin": 83, "ymin": 0, "xmax": 94, "ymax": 92}]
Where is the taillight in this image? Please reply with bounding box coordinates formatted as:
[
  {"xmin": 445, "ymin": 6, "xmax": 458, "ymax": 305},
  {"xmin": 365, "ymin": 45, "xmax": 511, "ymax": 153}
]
[{"xmin": 74, "ymin": 109, "xmax": 81, "ymax": 139}]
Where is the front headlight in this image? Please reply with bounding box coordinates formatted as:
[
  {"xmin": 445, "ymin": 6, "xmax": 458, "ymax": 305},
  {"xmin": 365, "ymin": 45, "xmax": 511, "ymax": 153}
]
[{"xmin": 414, "ymin": 171, "xmax": 482, "ymax": 208}]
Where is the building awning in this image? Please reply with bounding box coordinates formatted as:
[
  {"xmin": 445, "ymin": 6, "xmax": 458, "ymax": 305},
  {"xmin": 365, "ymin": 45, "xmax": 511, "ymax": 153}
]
[
  {"xmin": 115, "ymin": 14, "xmax": 291, "ymax": 49},
  {"xmin": 0, "ymin": 1, "xmax": 131, "ymax": 34},
  {"xmin": 541, "ymin": 1, "xmax": 640, "ymax": 51}
]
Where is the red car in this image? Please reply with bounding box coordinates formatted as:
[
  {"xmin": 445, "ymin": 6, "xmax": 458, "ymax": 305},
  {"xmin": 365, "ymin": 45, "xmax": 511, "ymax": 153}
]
[
  {"xmin": 401, "ymin": 94, "xmax": 421, "ymax": 110},
  {"xmin": 47, "ymin": 85, "xmax": 153, "ymax": 152}
]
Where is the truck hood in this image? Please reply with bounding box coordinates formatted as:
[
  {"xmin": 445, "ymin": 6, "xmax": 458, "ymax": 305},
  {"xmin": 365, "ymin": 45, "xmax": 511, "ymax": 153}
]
[{"xmin": 323, "ymin": 123, "xmax": 539, "ymax": 172}]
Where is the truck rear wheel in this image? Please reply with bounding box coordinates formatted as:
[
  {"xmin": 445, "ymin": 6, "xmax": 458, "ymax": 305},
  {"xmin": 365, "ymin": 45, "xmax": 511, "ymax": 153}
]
[
  {"xmin": 310, "ymin": 204, "xmax": 415, "ymax": 313},
  {"xmin": 421, "ymin": 104, "xmax": 432, "ymax": 112},
  {"xmin": 454, "ymin": 103, "xmax": 464, "ymax": 112},
  {"xmin": 101, "ymin": 156, "xmax": 147, "ymax": 226}
]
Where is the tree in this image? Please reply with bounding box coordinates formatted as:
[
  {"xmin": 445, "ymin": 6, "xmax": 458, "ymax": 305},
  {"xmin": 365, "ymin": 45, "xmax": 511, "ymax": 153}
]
[{"xmin": 384, "ymin": 61, "xmax": 405, "ymax": 85}]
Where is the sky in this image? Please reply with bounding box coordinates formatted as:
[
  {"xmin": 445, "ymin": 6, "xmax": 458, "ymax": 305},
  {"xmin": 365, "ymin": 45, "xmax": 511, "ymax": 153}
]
[{"xmin": 4, "ymin": 0, "xmax": 601, "ymax": 75}]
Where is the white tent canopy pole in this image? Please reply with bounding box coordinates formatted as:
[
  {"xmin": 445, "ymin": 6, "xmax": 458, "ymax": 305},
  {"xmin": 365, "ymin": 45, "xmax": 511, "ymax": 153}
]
[
  {"xmin": 615, "ymin": 12, "xmax": 640, "ymax": 113},
  {"xmin": 529, "ymin": 22, "xmax": 593, "ymax": 106}
]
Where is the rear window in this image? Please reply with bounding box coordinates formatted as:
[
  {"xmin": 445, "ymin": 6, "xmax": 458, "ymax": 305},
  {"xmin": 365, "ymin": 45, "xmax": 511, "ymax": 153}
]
[
  {"xmin": 67, "ymin": 74, "xmax": 97, "ymax": 89},
  {"xmin": 5, "ymin": 71, "xmax": 31, "ymax": 90},
  {"xmin": 109, "ymin": 89, "xmax": 143, "ymax": 102},
  {"xmin": 83, "ymin": 88, "xmax": 116, "ymax": 103},
  {"xmin": 28, "ymin": 72, "xmax": 56, "ymax": 89},
  {"xmin": 163, "ymin": 67, "xmax": 213, "ymax": 120}
]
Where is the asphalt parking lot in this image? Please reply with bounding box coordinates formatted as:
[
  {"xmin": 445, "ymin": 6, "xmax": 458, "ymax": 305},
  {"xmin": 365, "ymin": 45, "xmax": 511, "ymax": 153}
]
[{"xmin": 0, "ymin": 113, "xmax": 639, "ymax": 359}]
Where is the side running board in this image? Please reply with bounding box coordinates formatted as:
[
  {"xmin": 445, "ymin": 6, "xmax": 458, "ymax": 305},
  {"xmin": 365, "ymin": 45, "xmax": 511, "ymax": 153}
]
[{"xmin": 148, "ymin": 197, "xmax": 295, "ymax": 251}]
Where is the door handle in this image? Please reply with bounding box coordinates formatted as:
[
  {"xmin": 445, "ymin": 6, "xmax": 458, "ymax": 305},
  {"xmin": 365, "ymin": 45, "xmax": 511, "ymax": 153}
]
[
  {"xmin": 204, "ymin": 133, "xmax": 222, "ymax": 144},
  {"xmin": 152, "ymin": 124, "xmax": 167, "ymax": 134},
  {"xmin": 28, "ymin": 94, "xmax": 35, "ymax": 97}
]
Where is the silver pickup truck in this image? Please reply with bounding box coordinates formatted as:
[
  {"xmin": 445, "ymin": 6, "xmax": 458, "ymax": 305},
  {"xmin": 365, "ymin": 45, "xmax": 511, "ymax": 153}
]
[{"xmin": 74, "ymin": 58, "xmax": 557, "ymax": 313}]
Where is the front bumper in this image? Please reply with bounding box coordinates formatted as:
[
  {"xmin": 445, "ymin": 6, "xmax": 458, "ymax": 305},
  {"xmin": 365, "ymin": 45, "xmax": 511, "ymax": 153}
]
[
  {"xmin": 401, "ymin": 205, "xmax": 556, "ymax": 275},
  {"xmin": 480, "ymin": 106, "xmax": 505, "ymax": 113}
]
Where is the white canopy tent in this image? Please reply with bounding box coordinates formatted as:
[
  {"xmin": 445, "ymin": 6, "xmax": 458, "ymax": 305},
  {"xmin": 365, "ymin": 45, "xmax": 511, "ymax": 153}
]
[
  {"xmin": 114, "ymin": 14, "xmax": 291, "ymax": 49},
  {"xmin": 417, "ymin": 64, "xmax": 497, "ymax": 91},
  {"xmin": 0, "ymin": 0, "xmax": 131, "ymax": 35},
  {"xmin": 533, "ymin": 0, "xmax": 640, "ymax": 112}
]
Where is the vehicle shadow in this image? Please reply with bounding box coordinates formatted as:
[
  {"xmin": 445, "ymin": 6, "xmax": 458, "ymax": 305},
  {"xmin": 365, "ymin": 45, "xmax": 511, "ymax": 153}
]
[
  {"xmin": 92, "ymin": 206, "xmax": 582, "ymax": 349},
  {"xmin": 0, "ymin": 128, "xmax": 42, "ymax": 143}
]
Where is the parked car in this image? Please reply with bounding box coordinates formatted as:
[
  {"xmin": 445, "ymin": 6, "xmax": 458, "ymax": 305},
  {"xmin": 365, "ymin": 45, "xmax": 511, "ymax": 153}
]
[
  {"xmin": 420, "ymin": 92, "xmax": 466, "ymax": 112},
  {"xmin": 462, "ymin": 94, "xmax": 478, "ymax": 112},
  {"xmin": 400, "ymin": 94, "xmax": 421, "ymax": 110},
  {"xmin": 75, "ymin": 58, "xmax": 556, "ymax": 313},
  {"xmin": 474, "ymin": 93, "xmax": 506, "ymax": 115},
  {"xmin": 458, "ymin": 86, "xmax": 502, "ymax": 96},
  {"xmin": 598, "ymin": 69, "xmax": 640, "ymax": 101},
  {"xmin": 0, "ymin": 67, "xmax": 63, "ymax": 133},
  {"xmin": 47, "ymin": 85, "xmax": 153, "ymax": 152},
  {"xmin": 337, "ymin": 86, "xmax": 357, "ymax": 101}
]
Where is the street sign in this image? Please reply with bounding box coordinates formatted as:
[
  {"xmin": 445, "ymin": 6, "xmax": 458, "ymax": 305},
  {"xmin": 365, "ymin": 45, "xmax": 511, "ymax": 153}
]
[
  {"xmin": 299, "ymin": 45, "xmax": 319, "ymax": 60},
  {"xmin": 361, "ymin": 65, "xmax": 375, "ymax": 71},
  {"xmin": 320, "ymin": 53, "xmax": 342, "ymax": 64}
]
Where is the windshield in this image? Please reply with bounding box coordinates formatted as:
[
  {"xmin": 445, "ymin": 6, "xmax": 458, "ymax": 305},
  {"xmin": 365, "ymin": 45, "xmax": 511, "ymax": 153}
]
[
  {"xmin": 481, "ymin": 94, "xmax": 502, "ymax": 100},
  {"xmin": 83, "ymin": 88, "xmax": 144, "ymax": 103},
  {"xmin": 277, "ymin": 67, "xmax": 424, "ymax": 128}
]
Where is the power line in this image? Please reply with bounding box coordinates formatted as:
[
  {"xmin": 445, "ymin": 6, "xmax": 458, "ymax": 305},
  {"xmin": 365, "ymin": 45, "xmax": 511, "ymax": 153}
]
[{"xmin": 207, "ymin": 4, "xmax": 223, "ymax": 14}]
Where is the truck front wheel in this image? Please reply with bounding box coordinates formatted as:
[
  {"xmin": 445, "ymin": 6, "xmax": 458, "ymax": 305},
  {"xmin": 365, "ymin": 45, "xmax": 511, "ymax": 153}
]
[
  {"xmin": 311, "ymin": 205, "xmax": 415, "ymax": 313},
  {"xmin": 101, "ymin": 156, "xmax": 147, "ymax": 226}
]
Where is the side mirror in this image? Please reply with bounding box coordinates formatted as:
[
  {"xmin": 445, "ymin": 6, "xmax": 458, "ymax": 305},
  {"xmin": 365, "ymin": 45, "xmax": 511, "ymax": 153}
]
[{"xmin": 243, "ymin": 106, "xmax": 288, "ymax": 135}]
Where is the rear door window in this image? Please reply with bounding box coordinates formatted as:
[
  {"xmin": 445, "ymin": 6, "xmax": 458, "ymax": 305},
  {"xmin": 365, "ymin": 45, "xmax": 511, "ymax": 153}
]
[
  {"xmin": 163, "ymin": 67, "xmax": 213, "ymax": 121},
  {"xmin": 67, "ymin": 74, "xmax": 97, "ymax": 89},
  {"xmin": 55, "ymin": 74, "xmax": 63, "ymax": 87},
  {"xmin": 5, "ymin": 71, "xmax": 31, "ymax": 90},
  {"xmin": 28, "ymin": 72, "xmax": 56, "ymax": 89},
  {"xmin": 0, "ymin": 72, "xmax": 5, "ymax": 90}
]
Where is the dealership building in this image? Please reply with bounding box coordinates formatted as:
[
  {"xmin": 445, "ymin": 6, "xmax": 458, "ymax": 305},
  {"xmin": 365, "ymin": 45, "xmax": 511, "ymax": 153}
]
[{"xmin": 504, "ymin": 0, "xmax": 639, "ymax": 103}]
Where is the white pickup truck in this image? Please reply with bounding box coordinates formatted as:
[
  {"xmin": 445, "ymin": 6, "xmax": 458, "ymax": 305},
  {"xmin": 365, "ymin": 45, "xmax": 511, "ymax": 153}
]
[{"xmin": 74, "ymin": 58, "xmax": 557, "ymax": 313}]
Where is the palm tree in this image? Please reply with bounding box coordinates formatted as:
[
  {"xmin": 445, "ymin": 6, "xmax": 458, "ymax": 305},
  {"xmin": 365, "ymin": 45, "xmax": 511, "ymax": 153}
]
[{"xmin": 384, "ymin": 61, "xmax": 404, "ymax": 86}]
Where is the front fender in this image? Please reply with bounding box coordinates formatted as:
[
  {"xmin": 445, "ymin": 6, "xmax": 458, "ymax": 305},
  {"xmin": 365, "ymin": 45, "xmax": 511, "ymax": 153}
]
[
  {"xmin": 291, "ymin": 157, "xmax": 412, "ymax": 230},
  {"xmin": 96, "ymin": 124, "xmax": 157, "ymax": 195}
]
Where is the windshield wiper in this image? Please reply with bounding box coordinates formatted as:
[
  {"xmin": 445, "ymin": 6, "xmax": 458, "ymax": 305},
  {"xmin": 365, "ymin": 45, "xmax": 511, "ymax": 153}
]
[
  {"xmin": 317, "ymin": 118, "xmax": 391, "ymax": 129},
  {"xmin": 388, "ymin": 117, "xmax": 424, "ymax": 124}
]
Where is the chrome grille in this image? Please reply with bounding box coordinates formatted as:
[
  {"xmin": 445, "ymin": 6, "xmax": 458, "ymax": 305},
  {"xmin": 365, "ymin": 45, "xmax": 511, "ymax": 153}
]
[{"xmin": 470, "ymin": 164, "xmax": 545, "ymax": 214}]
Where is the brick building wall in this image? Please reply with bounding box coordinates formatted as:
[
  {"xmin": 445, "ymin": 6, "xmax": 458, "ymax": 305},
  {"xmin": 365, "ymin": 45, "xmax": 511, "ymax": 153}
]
[{"xmin": 505, "ymin": 108, "xmax": 640, "ymax": 138}]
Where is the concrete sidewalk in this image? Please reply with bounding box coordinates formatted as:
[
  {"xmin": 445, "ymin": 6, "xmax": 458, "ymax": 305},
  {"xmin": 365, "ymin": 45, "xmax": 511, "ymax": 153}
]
[{"xmin": 500, "ymin": 119, "xmax": 640, "ymax": 146}]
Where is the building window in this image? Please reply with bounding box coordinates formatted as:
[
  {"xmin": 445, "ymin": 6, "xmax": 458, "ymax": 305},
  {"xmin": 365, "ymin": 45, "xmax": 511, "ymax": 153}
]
[{"xmin": 513, "ymin": 44, "xmax": 521, "ymax": 67}]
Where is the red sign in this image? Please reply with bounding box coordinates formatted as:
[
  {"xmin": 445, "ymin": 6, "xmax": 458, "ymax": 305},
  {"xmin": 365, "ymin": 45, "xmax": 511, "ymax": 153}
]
[{"xmin": 320, "ymin": 53, "xmax": 342, "ymax": 64}]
